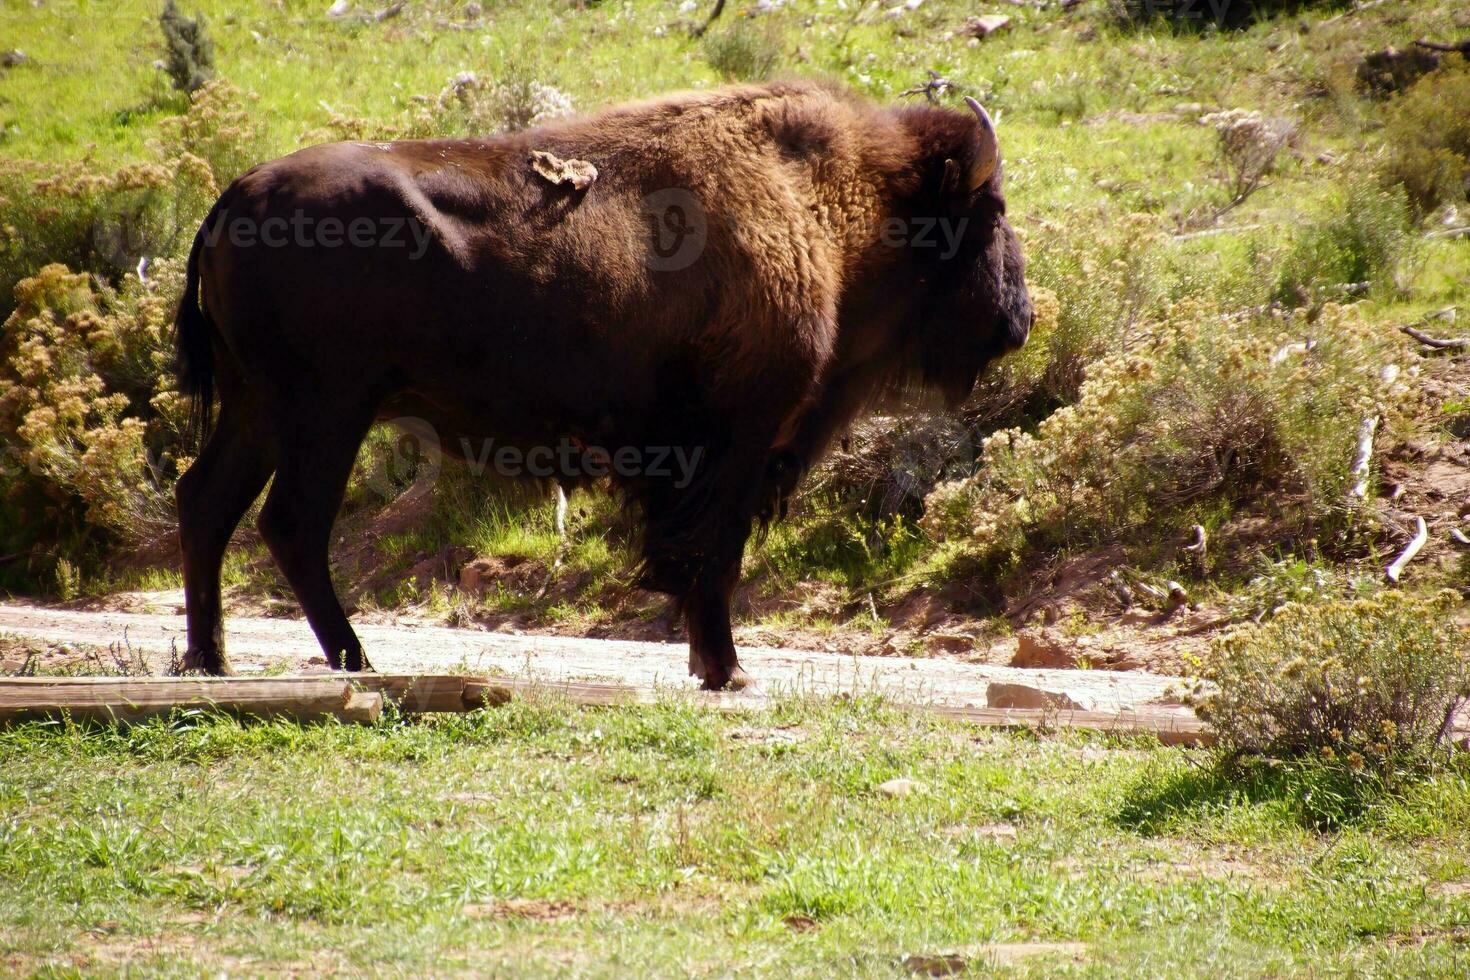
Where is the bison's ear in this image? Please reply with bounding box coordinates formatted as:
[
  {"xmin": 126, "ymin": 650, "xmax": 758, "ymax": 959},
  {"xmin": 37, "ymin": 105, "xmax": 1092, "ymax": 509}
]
[{"xmin": 963, "ymin": 97, "xmax": 1000, "ymax": 192}]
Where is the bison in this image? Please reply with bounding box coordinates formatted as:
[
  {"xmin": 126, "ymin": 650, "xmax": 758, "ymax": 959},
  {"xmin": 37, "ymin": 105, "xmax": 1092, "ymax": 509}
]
[{"xmin": 173, "ymin": 81, "xmax": 1031, "ymax": 689}]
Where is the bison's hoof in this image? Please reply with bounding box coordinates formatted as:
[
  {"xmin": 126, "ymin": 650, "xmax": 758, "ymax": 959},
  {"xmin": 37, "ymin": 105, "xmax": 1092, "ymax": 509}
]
[
  {"xmin": 177, "ymin": 649, "xmax": 234, "ymax": 677},
  {"xmin": 700, "ymin": 666, "xmax": 753, "ymax": 692}
]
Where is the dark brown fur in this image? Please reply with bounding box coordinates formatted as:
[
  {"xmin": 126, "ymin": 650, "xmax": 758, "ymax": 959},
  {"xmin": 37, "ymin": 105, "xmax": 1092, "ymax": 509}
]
[{"xmin": 174, "ymin": 82, "xmax": 1031, "ymax": 687}]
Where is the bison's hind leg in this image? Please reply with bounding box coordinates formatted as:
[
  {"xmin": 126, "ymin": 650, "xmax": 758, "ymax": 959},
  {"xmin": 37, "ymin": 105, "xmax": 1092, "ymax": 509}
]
[
  {"xmin": 256, "ymin": 407, "xmax": 378, "ymax": 672},
  {"xmin": 177, "ymin": 407, "xmax": 275, "ymax": 675}
]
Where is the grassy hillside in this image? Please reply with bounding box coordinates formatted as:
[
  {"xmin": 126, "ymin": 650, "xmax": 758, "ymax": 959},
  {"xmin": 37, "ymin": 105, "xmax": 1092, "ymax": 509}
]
[{"xmin": 0, "ymin": 0, "xmax": 1466, "ymax": 652}]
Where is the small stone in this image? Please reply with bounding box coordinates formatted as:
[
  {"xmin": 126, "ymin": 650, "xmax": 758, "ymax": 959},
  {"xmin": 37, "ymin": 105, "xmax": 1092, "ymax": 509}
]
[
  {"xmin": 903, "ymin": 953, "xmax": 967, "ymax": 976},
  {"xmin": 1010, "ymin": 630, "xmax": 1076, "ymax": 669},
  {"xmin": 986, "ymin": 682, "xmax": 1086, "ymax": 711},
  {"xmin": 877, "ymin": 777, "xmax": 927, "ymax": 798},
  {"xmin": 0, "ymin": 50, "xmax": 27, "ymax": 68},
  {"xmin": 1431, "ymin": 880, "xmax": 1470, "ymax": 898},
  {"xmin": 926, "ymin": 631, "xmax": 973, "ymax": 654},
  {"xmin": 959, "ymin": 14, "xmax": 1011, "ymax": 39}
]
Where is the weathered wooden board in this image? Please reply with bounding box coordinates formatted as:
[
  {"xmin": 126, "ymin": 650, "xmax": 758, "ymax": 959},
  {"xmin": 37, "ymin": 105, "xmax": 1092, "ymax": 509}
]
[
  {"xmin": 0, "ymin": 676, "xmax": 381, "ymax": 726},
  {"xmin": 1, "ymin": 674, "xmax": 1209, "ymax": 744}
]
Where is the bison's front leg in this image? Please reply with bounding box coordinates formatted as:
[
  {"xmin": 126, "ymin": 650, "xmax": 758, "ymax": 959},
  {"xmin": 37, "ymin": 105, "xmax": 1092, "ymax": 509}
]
[
  {"xmin": 683, "ymin": 562, "xmax": 751, "ymax": 691},
  {"xmin": 639, "ymin": 454, "xmax": 762, "ymax": 692}
]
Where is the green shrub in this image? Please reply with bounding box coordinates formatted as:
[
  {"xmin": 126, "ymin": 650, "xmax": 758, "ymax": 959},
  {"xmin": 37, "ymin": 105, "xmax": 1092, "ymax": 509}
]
[
  {"xmin": 1272, "ymin": 183, "xmax": 1412, "ymax": 309},
  {"xmin": 1228, "ymin": 556, "xmax": 1376, "ymax": 622},
  {"xmin": 1191, "ymin": 592, "xmax": 1470, "ymax": 775},
  {"xmin": 0, "ymin": 153, "xmax": 215, "ymax": 320},
  {"xmin": 159, "ymin": 0, "xmax": 215, "ymax": 95},
  {"xmin": 704, "ymin": 23, "xmax": 781, "ymax": 81},
  {"xmin": 1380, "ymin": 62, "xmax": 1470, "ymax": 218},
  {"xmin": 0, "ymin": 84, "xmax": 242, "ymax": 316}
]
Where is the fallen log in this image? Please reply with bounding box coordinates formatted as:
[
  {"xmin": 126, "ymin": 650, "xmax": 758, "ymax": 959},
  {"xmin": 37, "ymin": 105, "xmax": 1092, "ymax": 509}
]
[{"xmin": 0, "ymin": 676, "xmax": 380, "ymax": 726}]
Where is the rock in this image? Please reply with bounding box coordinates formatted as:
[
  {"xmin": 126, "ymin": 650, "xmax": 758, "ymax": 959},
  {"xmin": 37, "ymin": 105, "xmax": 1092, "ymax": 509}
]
[
  {"xmin": 959, "ymin": 14, "xmax": 1011, "ymax": 38},
  {"xmin": 980, "ymin": 942, "xmax": 1088, "ymax": 965},
  {"xmin": 903, "ymin": 953, "xmax": 967, "ymax": 976},
  {"xmin": 1356, "ymin": 45, "xmax": 1440, "ymax": 97},
  {"xmin": 986, "ymin": 682, "xmax": 1086, "ymax": 711},
  {"xmin": 459, "ymin": 558, "xmax": 495, "ymax": 592},
  {"xmin": 891, "ymin": 592, "xmax": 946, "ymax": 630},
  {"xmin": 1430, "ymin": 880, "xmax": 1470, "ymax": 898},
  {"xmin": 877, "ymin": 777, "xmax": 927, "ymax": 798},
  {"xmin": 1010, "ymin": 629, "xmax": 1076, "ymax": 669},
  {"xmin": 0, "ymin": 50, "xmax": 27, "ymax": 68},
  {"xmin": 326, "ymin": 0, "xmax": 351, "ymax": 19},
  {"xmin": 926, "ymin": 631, "xmax": 973, "ymax": 654}
]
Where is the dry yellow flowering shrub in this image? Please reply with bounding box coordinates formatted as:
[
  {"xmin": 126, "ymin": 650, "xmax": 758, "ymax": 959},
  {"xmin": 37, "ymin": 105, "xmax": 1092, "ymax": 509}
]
[
  {"xmin": 151, "ymin": 79, "xmax": 267, "ymax": 187},
  {"xmin": 923, "ymin": 300, "xmax": 1407, "ymax": 565},
  {"xmin": 0, "ymin": 152, "xmax": 217, "ymax": 320},
  {"xmin": 1189, "ymin": 591, "xmax": 1470, "ymax": 770},
  {"xmin": 0, "ymin": 262, "xmax": 188, "ymax": 557}
]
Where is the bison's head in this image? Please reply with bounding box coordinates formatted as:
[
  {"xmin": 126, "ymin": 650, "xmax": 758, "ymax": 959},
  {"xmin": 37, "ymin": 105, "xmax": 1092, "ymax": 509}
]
[{"xmin": 891, "ymin": 98, "xmax": 1032, "ymax": 408}]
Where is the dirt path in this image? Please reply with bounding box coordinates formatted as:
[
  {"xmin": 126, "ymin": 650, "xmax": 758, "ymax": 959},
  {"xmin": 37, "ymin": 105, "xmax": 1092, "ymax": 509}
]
[{"xmin": 0, "ymin": 602, "xmax": 1183, "ymax": 713}]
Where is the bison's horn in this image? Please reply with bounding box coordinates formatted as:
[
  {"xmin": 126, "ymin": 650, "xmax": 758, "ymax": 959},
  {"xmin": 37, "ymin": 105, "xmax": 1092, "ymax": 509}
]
[{"xmin": 963, "ymin": 96, "xmax": 1000, "ymax": 190}]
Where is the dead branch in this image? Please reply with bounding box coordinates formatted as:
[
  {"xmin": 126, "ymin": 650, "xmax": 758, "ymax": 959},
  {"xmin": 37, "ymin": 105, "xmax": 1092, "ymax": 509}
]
[
  {"xmin": 1385, "ymin": 516, "xmax": 1428, "ymax": 584},
  {"xmin": 1414, "ymin": 38, "xmax": 1470, "ymax": 56},
  {"xmin": 1323, "ymin": 0, "xmax": 1388, "ymax": 25},
  {"xmin": 900, "ymin": 70, "xmax": 952, "ymax": 104},
  {"xmin": 1400, "ymin": 323, "xmax": 1469, "ymax": 351},
  {"xmin": 691, "ymin": 0, "xmax": 725, "ymax": 37},
  {"xmin": 1107, "ymin": 571, "xmax": 1134, "ymax": 611},
  {"xmin": 1164, "ymin": 581, "xmax": 1191, "ymax": 614},
  {"xmin": 1349, "ymin": 415, "xmax": 1378, "ymax": 499},
  {"xmin": 1183, "ymin": 524, "xmax": 1207, "ymax": 575},
  {"xmin": 1428, "ymin": 226, "xmax": 1470, "ymax": 240},
  {"xmin": 1270, "ymin": 339, "xmax": 1315, "ymax": 364},
  {"xmin": 1172, "ymin": 223, "xmax": 1262, "ymax": 242}
]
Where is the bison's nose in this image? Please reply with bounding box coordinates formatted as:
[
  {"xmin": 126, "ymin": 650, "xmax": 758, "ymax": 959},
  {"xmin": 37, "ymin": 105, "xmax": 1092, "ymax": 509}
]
[{"xmin": 1003, "ymin": 302, "xmax": 1032, "ymax": 353}]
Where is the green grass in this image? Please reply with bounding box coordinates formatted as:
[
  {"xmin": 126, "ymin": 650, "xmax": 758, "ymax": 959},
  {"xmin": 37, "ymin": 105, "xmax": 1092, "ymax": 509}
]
[{"xmin": 2, "ymin": 697, "xmax": 1469, "ymax": 975}]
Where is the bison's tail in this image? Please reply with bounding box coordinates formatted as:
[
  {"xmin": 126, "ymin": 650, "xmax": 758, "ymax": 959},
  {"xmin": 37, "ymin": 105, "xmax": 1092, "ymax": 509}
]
[{"xmin": 173, "ymin": 201, "xmax": 224, "ymax": 453}]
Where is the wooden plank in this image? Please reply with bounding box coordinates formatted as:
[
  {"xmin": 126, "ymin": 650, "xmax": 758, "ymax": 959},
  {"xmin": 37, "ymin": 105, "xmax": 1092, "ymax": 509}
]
[
  {"xmin": 463, "ymin": 678, "xmax": 1213, "ymax": 745},
  {"xmin": 347, "ymin": 674, "xmax": 472, "ymax": 713},
  {"xmin": 2, "ymin": 674, "xmax": 1208, "ymax": 743},
  {"xmin": 0, "ymin": 677, "xmax": 362, "ymax": 726}
]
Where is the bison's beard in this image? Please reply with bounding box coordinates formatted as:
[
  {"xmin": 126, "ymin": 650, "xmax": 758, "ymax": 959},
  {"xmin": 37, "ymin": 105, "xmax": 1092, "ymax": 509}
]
[{"xmin": 918, "ymin": 345, "xmax": 982, "ymax": 410}]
